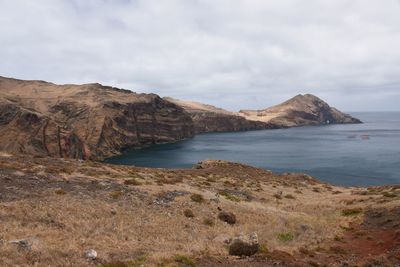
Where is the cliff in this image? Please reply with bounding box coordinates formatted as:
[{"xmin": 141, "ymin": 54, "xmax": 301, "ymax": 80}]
[
  {"xmin": 239, "ymin": 94, "xmax": 361, "ymax": 127},
  {"xmin": 163, "ymin": 97, "xmax": 275, "ymax": 133},
  {"xmin": 0, "ymin": 76, "xmax": 194, "ymax": 160}
]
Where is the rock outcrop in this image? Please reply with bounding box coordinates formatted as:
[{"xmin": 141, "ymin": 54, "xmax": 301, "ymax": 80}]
[
  {"xmin": 239, "ymin": 94, "xmax": 361, "ymax": 127},
  {"xmin": 0, "ymin": 76, "xmax": 194, "ymax": 160},
  {"xmin": 164, "ymin": 97, "xmax": 275, "ymax": 133},
  {"xmin": 228, "ymin": 233, "xmax": 260, "ymax": 256}
]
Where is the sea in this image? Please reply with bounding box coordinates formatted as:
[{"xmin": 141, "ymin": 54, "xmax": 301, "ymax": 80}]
[{"xmin": 105, "ymin": 112, "xmax": 400, "ymax": 186}]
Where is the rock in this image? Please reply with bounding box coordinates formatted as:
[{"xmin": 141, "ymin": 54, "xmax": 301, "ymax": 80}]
[
  {"xmin": 229, "ymin": 233, "xmax": 259, "ymax": 256},
  {"xmin": 9, "ymin": 237, "xmax": 39, "ymax": 250},
  {"xmin": 110, "ymin": 208, "xmax": 117, "ymax": 215},
  {"xmin": 218, "ymin": 211, "xmax": 237, "ymax": 225},
  {"xmin": 85, "ymin": 249, "xmax": 97, "ymax": 260}
]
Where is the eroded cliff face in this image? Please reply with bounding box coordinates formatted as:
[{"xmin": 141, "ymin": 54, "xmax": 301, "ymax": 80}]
[
  {"xmin": 0, "ymin": 77, "xmax": 194, "ymax": 159},
  {"xmin": 239, "ymin": 94, "xmax": 362, "ymax": 127},
  {"xmin": 163, "ymin": 97, "xmax": 275, "ymax": 133}
]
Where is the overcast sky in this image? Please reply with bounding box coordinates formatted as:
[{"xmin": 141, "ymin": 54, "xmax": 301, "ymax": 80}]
[{"xmin": 1, "ymin": 0, "xmax": 400, "ymax": 111}]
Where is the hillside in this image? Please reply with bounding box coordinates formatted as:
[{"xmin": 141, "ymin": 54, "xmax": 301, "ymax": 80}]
[
  {"xmin": 164, "ymin": 97, "xmax": 274, "ymax": 133},
  {"xmin": 0, "ymin": 76, "xmax": 194, "ymax": 160},
  {"xmin": 0, "ymin": 154, "xmax": 398, "ymax": 266},
  {"xmin": 239, "ymin": 94, "xmax": 361, "ymax": 127}
]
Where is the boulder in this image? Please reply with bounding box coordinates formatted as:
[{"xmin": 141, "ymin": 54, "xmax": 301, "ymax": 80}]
[
  {"xmin": 85, "ymin": 249, "xmax": 97, "ymax": 260},
  {"xmin": 229, "ymin": 233, "xmax": 259, "ymax": 256}
]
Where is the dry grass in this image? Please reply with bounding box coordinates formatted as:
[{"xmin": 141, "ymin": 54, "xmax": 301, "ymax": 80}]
[{"xmin": 0, "ymin": 157, "xmax": 398, "ymax": 266}]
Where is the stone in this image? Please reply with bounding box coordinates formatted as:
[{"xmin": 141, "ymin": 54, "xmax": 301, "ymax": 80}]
[
  {"xmin": 85, "ymin": 249, "xmax": 97, "ymax": 260},
  {"xmin": 9, "ymin": 237, "xmax": 39, "ymax": 251},
  {"xmin": 229, "ymin": 233, "xmax": 259, "ymax": 256},
  {"xmin": 218, "ymin": 211, "xmax": 236, "ymax": 225}
]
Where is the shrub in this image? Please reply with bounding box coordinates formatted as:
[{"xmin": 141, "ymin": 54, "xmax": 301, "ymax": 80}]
[
  {"xmin": 284, "ymin": 194, "xmax": 296, "ymax": 199},
  {"xmin": 124, "ymin": 178, "xmax": 142, "ymax": 186},
  {"xmin": 183, "ymin": 209, "xmax": 194, "ymax": 218},
  {"xmin": 55, "ymin": 188, "xmax": 66, "ymax": 195},
  {"xmin": 203, "ymin": 218, "xmax": 214, "ymax": 226},
  {"xmin": 341, "ymin": 208, "xmax": 362, "ymax": 216},
  {"xmin": 190, "ymin": 193, "xmax": 204, "ymax": 203},
  {"xmin": 110, "ymin": 190, "xmax": 124, "ymax": 199},
  {"xmin": 277, "ymin": 232, "xmax": 294, "ymax": 242},
  {"xmin": 258, "ymin": 243, "xmax": 269, "ymax": 254},
  {"xmin": 382, "ymin": 192, "xmax": 397, "ymax": 198},
  {"xmin": 220, "ymin": 191, "xmax": 241, "ymax": 202},
  {"xmin": 218, "ymin": 211, "xmax": 236, "ymax": 225},
  {"xmin": 173, "ymin": 254, "xmax": 196, "ymax": 266}
]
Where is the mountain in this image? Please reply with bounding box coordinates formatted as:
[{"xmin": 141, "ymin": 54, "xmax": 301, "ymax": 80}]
[
  {"xmin": 164, "ymin": 97, "xmax": 275, "ymax": 133},
  {"xmin": 239, "ymin": 94, "xmax": 361, "ymax": 127},
  {"xmin": 0, "ymin": 76, "xmax": 194, "ymax": 160}
]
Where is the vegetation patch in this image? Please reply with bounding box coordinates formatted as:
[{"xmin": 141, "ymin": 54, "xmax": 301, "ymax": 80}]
[
  {"xmin": 124, "ymin": 178, "xmax": 142, "ymax": 186},
  {"xmin": 183, "ymin": 209, "xmax": 194, "ymax": 218},
  {"xmin": 284, "ymin": 194, "xmax": 296, "ymax": 199},
  {"xmin": 109, "ymin": 190, "xmax": 124, "ymax": 199},
  {"xmin": 173, "ymin": 254, "xmax": 196, "ymax": 266},
  {"xmin": 277, "ymin": 232, "xmax": 294, "ymax": 242},
  {"xmin": 54, "ymin": 188, "xmax": 66, "ymax": 195},
  {"xmin": 190, "ymin": 193, "xmax": 204, "ymax": 203},
  {"xmin": 203, "ymin": 217, "xmax": 215, "ymax": 226},
  {"xmin": 220, "ymin": 191, "xmax": 241, "ymax": 202},
  {"xmin": 382, "ymin": 192, "xmax": 397, "ymax": 198},
  {"xmin": 100, "ymin": 256, "xmax": 146, "ymax": 267},
  {"xmin": 258, "ymin": 243, "xmax": 269, "ymax": 254},
  {"xmin": 342, "ymin": 208, "xmax": 363, "ymax": 216}
]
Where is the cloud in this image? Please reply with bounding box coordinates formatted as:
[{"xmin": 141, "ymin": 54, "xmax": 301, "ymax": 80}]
[{"xmin": 1, "ymin": 0, "xmax": 400, "ymax": 111}]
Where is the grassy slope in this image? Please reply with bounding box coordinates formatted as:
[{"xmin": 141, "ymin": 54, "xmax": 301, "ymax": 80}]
[{"xmin": 0, "ymin": 154, "xmax": 399, "ymax": 266}]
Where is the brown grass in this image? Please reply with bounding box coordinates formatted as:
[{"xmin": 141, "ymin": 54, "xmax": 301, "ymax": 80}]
[{"xmin": 0, "ymin": 156, "xmax": 398, "ymax": 266}]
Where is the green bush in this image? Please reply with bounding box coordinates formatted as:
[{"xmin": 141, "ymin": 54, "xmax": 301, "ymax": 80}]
[{"xmin": 277, "ymin": 232, "xmax": 294, "ymax": 242}]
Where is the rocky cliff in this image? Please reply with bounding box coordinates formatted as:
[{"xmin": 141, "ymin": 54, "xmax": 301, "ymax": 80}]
[
  {"xmin": 0, "ymin": 76, "xmax": 194, "ymax": 160},
  {"xmin": 164, "ymin": 97, "xmax": 275, "ymax": 133},
  {"xmin": 239, "ymin": 94, "xmax": 361, "ymax": 127}
]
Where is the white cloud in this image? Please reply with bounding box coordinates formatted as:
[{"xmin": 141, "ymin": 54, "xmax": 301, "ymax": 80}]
[{"xmin": 1, "ymin": 0, "xmax": 400, "ymax": 111}]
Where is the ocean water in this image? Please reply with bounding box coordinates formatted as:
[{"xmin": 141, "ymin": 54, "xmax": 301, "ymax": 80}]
[{"xmin": 105, "ymin": 112, "xmax": 400, "ymax": 186}]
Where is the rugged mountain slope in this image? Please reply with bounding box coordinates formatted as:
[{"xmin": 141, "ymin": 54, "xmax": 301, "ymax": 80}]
[
  {"xmin": 0, "ymin": 76, "xmax": 194, "ymax": 160},
  {"xmin": 239, "ymin": 94, "xmax": 361, "ymax": 127},
  {"xmin": 164, "ymin": 97, "xmax": 275, "ymax": 133}
]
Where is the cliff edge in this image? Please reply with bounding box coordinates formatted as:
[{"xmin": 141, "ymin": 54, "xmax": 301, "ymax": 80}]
[{"xmin": 0, "ymin": 76, "xmax": 194, "ymax": 160}]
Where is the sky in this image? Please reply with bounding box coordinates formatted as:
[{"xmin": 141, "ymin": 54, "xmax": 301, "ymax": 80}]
[{"xmin": 1, "ymin": 0, "xmax": 400, "ymax": 112}]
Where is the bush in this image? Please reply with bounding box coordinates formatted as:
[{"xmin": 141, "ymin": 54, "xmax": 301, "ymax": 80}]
[
  {"xmin": 277, "ymin": 232, "xmax": 294, "ymax": 242},
  {"xmin": 203, "ymin": 218, "xmax": 214, "ymax": 226},
  {"xmin": 124, "ymin": 178, "xmax": 142, "ymax": 186},
  {"xmin": 110, "ymin": 190, "xmax": 124, "ymax": 199},
  {"xmin": 55, "ymin": 188, "xmax": 66, "ymax": 195},
  {"xmin": 341, "ymin": 208, "xmax": 362, "ymax": 216},
  {"xmin": 284, "ymin": 194, "xmax": 296, "ymax": 199},
  {"xmin": 173, "ymin": 254, "xmax": 196, "ymax": 266},
  {"xmin": 220, "ymin": 191, "xmax": 241, "ymax": 202},
  {"xmin": 218, "ymin": 211, "xmax": 236, "ymax": 225},
  {"xmin": 190, "ymin": 193, "xmax": 204, "ymax": 203},
  {"xmin": 382, "ymin": 192, "xmax": 397, "ymax": 198},
  {"xmin": 183, "ymin": 209, "xmax": 194, "ymax": 218}
]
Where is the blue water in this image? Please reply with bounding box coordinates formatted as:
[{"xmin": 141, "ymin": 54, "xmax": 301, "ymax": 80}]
[{"xmin": 105, "ymin": 112, "xmax": 400, "ymax": 186}]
